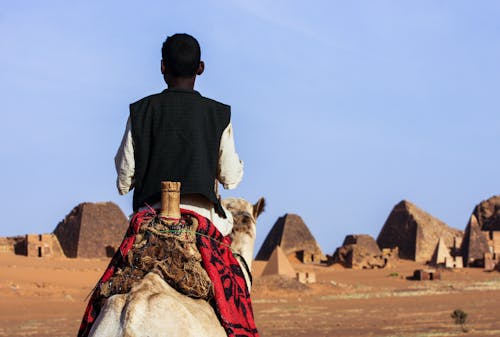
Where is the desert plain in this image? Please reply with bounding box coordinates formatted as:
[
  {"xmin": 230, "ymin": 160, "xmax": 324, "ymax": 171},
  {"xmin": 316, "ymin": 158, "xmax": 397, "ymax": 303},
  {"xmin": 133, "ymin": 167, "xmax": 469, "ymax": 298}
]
[{"xmin": 1, "ymin": 255, "xmax": 500, "ymax": 337}]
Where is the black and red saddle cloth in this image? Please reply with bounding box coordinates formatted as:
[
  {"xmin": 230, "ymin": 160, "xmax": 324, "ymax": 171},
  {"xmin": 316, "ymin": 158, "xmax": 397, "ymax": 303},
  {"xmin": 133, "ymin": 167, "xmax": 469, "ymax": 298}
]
[{"xmin": 77, "ymin": 208, "xmax": 259, "ymax": 337}]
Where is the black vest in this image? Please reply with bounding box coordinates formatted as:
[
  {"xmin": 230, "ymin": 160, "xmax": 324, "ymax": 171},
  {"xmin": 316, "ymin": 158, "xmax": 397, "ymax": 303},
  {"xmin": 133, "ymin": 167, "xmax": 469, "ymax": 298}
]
[{"xmin": 130, "ymin": 88, "xmax": 230, "ymax": 215}]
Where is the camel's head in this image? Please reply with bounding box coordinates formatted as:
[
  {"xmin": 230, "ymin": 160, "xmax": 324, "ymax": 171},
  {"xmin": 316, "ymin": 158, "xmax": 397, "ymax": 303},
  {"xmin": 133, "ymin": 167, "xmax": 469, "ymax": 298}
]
[
  {"xmin": 222, "ymin": 197, "xmax": 265, "ymax": 271},
  {"xmin": 222, "ymin": 197, "xmax": 265, "ymax": 238}
]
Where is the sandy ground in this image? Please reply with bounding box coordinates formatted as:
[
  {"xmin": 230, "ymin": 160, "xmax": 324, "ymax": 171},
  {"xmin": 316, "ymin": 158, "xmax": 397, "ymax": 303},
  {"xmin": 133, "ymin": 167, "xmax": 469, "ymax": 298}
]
[{"xmin": 1, "ymin": 255, "xmax": 500, "ymax": 337}]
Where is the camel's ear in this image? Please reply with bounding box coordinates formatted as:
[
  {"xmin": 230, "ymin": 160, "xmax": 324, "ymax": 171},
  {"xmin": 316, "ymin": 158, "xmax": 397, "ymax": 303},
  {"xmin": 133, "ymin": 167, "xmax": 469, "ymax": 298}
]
[{"xmin": 253, "ymin": 197, "xmax": 265, "ymax": 220}]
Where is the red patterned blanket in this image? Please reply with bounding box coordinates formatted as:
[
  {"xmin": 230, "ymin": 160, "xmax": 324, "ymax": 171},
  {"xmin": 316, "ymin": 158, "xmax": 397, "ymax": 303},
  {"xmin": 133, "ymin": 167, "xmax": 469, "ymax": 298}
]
[{"xmin": 77, "ymin": 208, "xmax": 259, "ymax": 337}]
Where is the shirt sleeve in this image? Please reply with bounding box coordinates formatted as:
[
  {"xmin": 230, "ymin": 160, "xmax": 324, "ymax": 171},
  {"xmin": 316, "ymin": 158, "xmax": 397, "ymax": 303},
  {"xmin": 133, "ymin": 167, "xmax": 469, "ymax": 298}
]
[
  {"xmin": 218, "ymin": 122, "xmax": 244, "ymax": 189},
  {"xmin": 114, "ymin": 117, "xmax": 135, "ymax": 195}
]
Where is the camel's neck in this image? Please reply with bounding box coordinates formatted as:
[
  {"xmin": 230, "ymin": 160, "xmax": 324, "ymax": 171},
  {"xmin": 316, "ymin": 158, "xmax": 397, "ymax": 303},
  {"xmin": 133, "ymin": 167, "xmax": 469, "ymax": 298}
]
[
  {"xmin": 231, "ymin": 231, "xmax": 255, "ymax": 270},
  {"xmin": 230, "ymin": 228, "xmax": 256, "ymax": 291}
]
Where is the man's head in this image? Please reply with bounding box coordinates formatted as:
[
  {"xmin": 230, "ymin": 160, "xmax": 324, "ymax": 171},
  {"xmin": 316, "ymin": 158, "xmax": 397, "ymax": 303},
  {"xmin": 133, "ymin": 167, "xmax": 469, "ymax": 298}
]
[{"xmin": 161, "ymin": 33, "xmax": 204, "ymax": 86}]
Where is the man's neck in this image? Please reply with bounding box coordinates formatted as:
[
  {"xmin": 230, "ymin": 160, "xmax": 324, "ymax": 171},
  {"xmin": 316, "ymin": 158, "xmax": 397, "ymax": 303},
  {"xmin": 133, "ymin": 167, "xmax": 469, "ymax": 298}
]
[{"xmin": 167, "ymin": 76, "xmax": 196, "ymax": 90}]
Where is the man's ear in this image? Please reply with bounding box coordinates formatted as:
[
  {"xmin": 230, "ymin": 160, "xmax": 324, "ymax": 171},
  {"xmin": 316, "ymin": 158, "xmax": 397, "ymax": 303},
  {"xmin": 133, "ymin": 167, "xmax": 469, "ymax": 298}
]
[
  {"xmin": 161, "ymin": 60, "xmax": 166, "ymax": 75},
  {"xmin": 196, "ymin": 61, "xmax": 205, "ymax": 76}
]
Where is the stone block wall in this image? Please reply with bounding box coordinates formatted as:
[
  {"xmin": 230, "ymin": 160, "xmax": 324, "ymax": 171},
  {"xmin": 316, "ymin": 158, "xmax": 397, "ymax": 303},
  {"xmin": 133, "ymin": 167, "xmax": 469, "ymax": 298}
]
[{"xmin": 26, "ymin": 234, "xmax": 64, "ymax": 257}]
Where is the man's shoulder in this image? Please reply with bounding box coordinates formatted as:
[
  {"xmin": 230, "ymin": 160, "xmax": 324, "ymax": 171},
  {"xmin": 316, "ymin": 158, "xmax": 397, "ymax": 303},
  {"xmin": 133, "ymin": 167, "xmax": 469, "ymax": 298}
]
[
  {"xmin": 130, "ymin": 92, "xmax": 163, "ymax": 107},
  {"xmin": 199, "ymin": 95, "xmax": 231, "ymax": 113},
  {"xmin": 129, "ymin": 91, "xmax": 231, "ymax": 118}
]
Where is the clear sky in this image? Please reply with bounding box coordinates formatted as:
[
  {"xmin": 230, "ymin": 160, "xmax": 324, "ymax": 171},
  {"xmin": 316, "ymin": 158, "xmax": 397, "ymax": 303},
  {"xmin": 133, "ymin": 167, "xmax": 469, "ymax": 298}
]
[{"xmin": 1, "ymin": 1, "xmax": 499, "ymax": 254}]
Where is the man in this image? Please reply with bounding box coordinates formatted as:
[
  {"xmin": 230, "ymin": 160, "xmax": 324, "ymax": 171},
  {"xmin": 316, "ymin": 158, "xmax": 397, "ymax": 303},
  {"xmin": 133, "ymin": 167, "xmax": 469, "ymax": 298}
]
[{"xmin": 115, "ymin": 33, "xmax": 243, "ymax": 236}]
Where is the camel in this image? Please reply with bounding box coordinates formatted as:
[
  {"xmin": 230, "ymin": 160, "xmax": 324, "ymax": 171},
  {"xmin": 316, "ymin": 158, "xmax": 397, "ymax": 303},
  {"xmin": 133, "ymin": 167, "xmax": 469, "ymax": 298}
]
[{"xmin": 87, "ymin": 197, "xmax": 265, "ymax": 337}]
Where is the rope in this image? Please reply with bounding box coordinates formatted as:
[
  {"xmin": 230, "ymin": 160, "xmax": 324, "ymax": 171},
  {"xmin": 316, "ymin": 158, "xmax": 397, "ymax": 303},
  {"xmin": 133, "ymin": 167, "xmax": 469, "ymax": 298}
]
[
  {"xmin": 156, "ymin": 229, "xmax": 233, "ymax": 249},
  {"xmin": 232, "ymin": 252, "xmax": 253, "ymax": 286}
]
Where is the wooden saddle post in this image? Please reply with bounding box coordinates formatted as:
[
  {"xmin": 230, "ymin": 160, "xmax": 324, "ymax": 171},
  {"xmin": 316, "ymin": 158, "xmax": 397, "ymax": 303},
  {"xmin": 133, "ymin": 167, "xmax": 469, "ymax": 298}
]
[{"xmin": 159, "ymin": 181, "xmax": 181, "ymax": 224}]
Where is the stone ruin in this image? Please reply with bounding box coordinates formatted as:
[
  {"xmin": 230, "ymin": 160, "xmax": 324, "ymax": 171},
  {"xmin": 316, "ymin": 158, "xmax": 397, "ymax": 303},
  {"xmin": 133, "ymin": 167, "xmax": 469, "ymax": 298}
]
[
  {"xmin": 25, "ymin": 234, "xmax": 64, "ymax": 257},
  {"xmin": 335, "ymin": 197, "xmax": 500, "ymax": 270},
  {"xmin": 0, "ymin": 233, "xmax": 65, "ymax": 258},
  {"xmin": 461, "ymin": 195, "xmax": 500, "ymax": 268},
  {"xmin": 256, "ymin": 213, "xmax": 325, "ymax": 263},
  {"xmin": 0, "ymin": 202, "xmax": 128, "ymax": 259},
  {"xmin": 332, "ymin": 234, "xmax": 387, "ymax": 269},
  {"xmin": 0, "ymin": 236, "xmax": 27, "ymax": 255},
  {"xmin": 54, "ymin": 202, "xmax": 128, "ymax": 258},
  {"xmin": 377, "ymin": 200, "xmax": 463, "ymax": 264},
  {"xmin": 429, "ymin": 237, "xmax": 463, "ymax": 268},
  {"xmin": 411, "ymin": 268, "xmax": 441, "ymax": 281},
  {"xmin": 296, "ymin": 271, "xmax": 316, "ymax": 284}
]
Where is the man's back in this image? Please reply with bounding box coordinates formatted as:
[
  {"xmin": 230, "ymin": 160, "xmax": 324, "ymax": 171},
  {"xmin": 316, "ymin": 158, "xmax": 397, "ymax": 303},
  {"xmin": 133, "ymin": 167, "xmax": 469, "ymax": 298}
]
[{"xmin": 130, "ymin": 88, "xmax": 230, "ymax": 214}]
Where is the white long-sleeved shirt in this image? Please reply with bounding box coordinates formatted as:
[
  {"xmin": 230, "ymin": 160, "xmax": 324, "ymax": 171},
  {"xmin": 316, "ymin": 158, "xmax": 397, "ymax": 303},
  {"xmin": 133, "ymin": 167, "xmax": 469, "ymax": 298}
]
[{"xmin": 114, "ymin": 117, "xmax": 244, "ymax": 235}]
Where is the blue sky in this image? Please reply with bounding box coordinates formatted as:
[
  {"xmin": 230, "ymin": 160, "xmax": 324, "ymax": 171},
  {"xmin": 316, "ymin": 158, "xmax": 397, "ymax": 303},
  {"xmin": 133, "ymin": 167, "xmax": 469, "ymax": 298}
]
[{"xmin": 1, "ymin": 1, "xmax": 499, "ymax": 254}]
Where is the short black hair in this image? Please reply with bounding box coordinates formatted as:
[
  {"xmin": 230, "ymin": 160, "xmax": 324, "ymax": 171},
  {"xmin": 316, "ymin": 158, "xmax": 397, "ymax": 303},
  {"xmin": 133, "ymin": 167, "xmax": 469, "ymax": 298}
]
[{"xmin": 161, "ymin": 33, "xmax": 201, "ymax": 77}]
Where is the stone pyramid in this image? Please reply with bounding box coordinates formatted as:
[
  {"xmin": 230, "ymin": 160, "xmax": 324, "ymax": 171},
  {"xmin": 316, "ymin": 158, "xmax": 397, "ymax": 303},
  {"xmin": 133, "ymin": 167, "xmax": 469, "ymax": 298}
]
[
  {"xmin": 461, "ymin": 196, "xmax": 500, "ymax": 267},
  {"xmin": 261, "ymin": 246, "xmax": 296, "ymax": 278},
  {"xmin": 333, "ymin": 234, "xmax": 385, "ymax": 269},
  {"xmin": 430, "ymin": 237, "xmax": 453, "ymax": 266},
  {"xmin": 377, "ymin": 200, "xmax": 462, "ymax": 263},
  {"xmin": 53, "ymin": 202, "xmax": 128, "ymax": 258},
  {"xmin": 256, "ymin": 213, "xmax": 324, "ymax": 263},
  {"xmin": 461, "ymin": 214, "xmax": 490, "ymax": 267},
  {"xmin": 470, "ymin": 195, "xmax": 500, "ymax": 231}
]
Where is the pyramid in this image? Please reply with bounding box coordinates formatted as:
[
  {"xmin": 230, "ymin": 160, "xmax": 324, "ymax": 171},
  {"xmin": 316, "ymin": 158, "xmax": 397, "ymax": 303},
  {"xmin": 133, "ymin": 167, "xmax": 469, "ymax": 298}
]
[
  {"xmin": 255, "ymin": 213, "xmax": 324, "ymax": 263},
  {"xmin": 460, "ymin": 196, "xmax": 500, "ymax": 267},
  {"xmin": 430, "ymin": 237, "xmax": 453, "ymax": 266},
  {"xmin": 333, "ymin": 234, "xmax": 385, "ymax": 269},
  {"xmin": 377, "ymin": 200, "xmax": 462, "ymax": 263},
  {"xmin": 53, "ymin": 202, "xmax": 128, "ymax": 258},
  {"xmin": 261, "ymin": 246, "xmax": 296, "ymax": 278},
  {"xmin": 460, "ymin": 214, "xmax": 490, "ymax": 267},
  {"xmin": 470, "ymin": 195, "xmax": 500, "ymax": 231}
]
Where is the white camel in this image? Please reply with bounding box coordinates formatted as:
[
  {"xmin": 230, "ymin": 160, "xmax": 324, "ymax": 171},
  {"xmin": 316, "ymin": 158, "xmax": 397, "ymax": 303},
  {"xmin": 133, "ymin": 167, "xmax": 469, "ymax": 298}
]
[{"xmin": 87, "ymin": 197, "xmax": 265, "ymax": 337}]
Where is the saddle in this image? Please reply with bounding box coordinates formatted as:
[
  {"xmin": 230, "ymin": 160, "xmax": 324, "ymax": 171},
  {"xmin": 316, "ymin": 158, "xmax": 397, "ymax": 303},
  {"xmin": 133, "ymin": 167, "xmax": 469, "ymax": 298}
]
[
  {"xmin": 98, "ymin": 182, "xmax": 213, "ymax": 300},
  {"xmin": 78, "ymin": 181, "xmax": 259, "ymax": 337}
]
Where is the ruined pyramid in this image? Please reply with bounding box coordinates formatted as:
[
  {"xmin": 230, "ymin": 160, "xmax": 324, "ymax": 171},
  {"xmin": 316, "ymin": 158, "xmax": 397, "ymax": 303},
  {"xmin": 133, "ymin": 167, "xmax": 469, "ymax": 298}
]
[
  {"xmin": 377, "ymin": 200, "xmax": 462, "ymax": 263},
  {"xmin": 256, "ymin": 213, "xmax": 324, "ymax": 263},
  {"xmin": 53, "ymin": 202, "xmax": 128, "ymax": 258}
]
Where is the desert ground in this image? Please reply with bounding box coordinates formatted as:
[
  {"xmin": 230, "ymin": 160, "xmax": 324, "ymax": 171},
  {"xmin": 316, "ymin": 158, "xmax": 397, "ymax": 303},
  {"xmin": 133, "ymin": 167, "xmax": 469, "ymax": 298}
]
[{"xmin": 1, "ymin": 255, "xmax": 499, "ymax": 337}]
